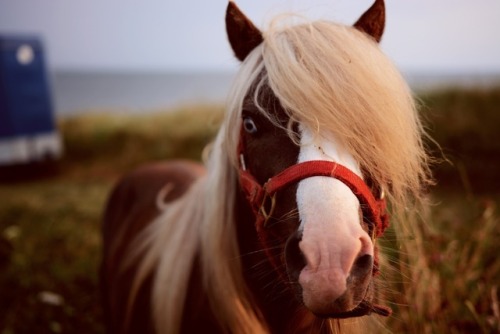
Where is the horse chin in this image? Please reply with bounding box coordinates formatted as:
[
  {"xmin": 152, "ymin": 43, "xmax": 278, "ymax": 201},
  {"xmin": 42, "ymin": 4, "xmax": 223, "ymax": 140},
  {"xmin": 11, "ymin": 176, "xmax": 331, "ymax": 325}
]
[{"xmin": 305, "ymin": 282, "xmax": 374, "ymax": 319}]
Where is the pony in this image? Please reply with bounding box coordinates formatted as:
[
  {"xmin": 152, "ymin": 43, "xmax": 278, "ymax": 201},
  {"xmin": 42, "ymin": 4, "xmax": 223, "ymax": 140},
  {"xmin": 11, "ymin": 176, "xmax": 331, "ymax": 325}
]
[{"xmin": 100, "ymin": 0, "xmax": 431, "ymax": 333}]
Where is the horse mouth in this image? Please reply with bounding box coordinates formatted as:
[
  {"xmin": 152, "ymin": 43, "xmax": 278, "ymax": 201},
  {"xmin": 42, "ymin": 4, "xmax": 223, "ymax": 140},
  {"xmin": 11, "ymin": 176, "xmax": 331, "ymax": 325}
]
[
  {"xmin": 314, "ymin": 299, "xmax": 392, "ymax": 319},
  {"xmin": 286, "ymin": 250, "xmax": 377, "ymax": 318}
]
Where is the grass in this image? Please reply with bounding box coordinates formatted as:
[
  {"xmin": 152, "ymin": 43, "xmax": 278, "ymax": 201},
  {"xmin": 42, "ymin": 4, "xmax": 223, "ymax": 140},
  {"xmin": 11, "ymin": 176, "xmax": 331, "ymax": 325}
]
[
  {"xmin": 0, "ymin": 90, "xmax": 499, "ymax": 333},
  {"xmin": 0, "ymin": 181, "xmax": 107, "ymax": 333},
  {"xmin": 384, "ymin": 191, "xmax": 500, "ymax": 333},
  {"xmin": 59, "ymin": 104, "xmax": 224, "ymax": 178}
]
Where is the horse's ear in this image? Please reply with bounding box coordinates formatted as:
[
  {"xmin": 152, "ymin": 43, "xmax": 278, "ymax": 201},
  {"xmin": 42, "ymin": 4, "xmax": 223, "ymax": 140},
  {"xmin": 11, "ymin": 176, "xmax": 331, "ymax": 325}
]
[
  {"xmin": 353, "ymin": 0, "xmax": 385, "ymax": 43},
  {"xmin": 226, "ymin": 1, "xmax": 263, "ymax": 61}
]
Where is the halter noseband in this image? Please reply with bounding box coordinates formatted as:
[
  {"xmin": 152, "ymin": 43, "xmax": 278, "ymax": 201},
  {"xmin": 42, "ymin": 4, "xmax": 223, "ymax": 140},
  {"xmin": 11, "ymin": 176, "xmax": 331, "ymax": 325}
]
[{"xmin": 239, "ymin": 159, "xmax": 389, "ymax": 239}]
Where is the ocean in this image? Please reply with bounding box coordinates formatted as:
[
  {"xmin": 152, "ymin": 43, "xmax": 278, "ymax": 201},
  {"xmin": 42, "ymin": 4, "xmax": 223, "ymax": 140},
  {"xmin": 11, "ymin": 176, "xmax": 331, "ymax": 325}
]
[
  {"xmin": 50, "ymin": 71, "xmax": 236, "ymax": 116},
  {"xmin": 49, "ymin": 70, "xmax": 500, "ymax": 116}
]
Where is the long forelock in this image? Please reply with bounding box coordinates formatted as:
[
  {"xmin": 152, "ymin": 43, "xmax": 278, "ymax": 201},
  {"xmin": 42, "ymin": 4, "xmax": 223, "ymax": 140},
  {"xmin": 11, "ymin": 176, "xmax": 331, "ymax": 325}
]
[{"xmin": 258, "ymin": 19, "xmax": 432, "ymax": 219}]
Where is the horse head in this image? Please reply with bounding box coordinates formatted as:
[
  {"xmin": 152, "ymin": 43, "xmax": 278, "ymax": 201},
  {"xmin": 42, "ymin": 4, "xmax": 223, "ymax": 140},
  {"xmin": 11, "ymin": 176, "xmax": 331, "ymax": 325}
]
[{"xmin": 226, "ymin": 0, "xmax": 392, "ymax": 319}]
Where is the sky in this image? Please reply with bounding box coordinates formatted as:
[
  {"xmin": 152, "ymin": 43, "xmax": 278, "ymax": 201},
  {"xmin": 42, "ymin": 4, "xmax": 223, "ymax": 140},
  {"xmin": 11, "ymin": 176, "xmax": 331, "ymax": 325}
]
[{"xmin": 1, "ymin": 0, "xmax": 500, "ymax": 73}]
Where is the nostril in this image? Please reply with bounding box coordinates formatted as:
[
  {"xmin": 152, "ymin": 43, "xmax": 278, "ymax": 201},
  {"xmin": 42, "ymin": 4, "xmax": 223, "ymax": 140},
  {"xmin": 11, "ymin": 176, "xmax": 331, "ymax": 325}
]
[
  {"xmin": 354, "ymin": 254, "xmax": 373, "ymax": 272},
  {"xmin": 350, "ymin": 234, "xmax": 374, "ymax": 279},
  {"xmin": 285, "ymin": 230, "xmax": 306, "ymax": 283},
  {"xmin": 349, "ymin": 254, "xmax": 374, "ymax": 283}
]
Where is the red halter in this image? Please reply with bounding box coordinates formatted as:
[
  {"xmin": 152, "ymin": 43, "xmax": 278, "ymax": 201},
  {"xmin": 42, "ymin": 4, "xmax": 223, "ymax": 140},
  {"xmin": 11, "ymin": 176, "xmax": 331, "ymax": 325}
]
[{"xmin": 237, "ymin": 126, "xmax": 390, "ymax": 267}]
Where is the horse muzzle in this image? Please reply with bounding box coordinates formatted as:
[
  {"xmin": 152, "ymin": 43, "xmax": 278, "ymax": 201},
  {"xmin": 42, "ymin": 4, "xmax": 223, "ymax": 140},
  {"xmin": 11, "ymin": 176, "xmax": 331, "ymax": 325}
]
[
  {"xmin": 285, "ymin": 210, "xmax": 376, "ymax": 317},
  {"xmin": 300, "ymin": 255, "xmax": 374, "ymax": 317}
]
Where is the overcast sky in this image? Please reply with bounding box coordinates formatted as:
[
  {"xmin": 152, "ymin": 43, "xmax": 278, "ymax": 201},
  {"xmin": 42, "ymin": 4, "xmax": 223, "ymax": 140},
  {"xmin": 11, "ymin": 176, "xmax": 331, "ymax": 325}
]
[{"xmin": 1, "ymin": 0, "xmax": 499, "ymax": 73}]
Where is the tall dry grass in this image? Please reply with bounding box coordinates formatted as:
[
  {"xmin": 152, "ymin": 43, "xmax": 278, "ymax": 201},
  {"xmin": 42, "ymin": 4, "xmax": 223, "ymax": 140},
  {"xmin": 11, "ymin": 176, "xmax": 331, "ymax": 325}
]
[{"xmin": 382, "ymin": 193, "xmax": 500, "ymax": 333}]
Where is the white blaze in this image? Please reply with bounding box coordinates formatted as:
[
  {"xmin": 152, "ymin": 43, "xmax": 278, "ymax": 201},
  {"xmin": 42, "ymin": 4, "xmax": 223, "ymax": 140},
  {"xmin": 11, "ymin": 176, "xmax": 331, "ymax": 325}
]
[{"xmin": 296, "ymin": 125, "xmax": 373, "ymax": 313}]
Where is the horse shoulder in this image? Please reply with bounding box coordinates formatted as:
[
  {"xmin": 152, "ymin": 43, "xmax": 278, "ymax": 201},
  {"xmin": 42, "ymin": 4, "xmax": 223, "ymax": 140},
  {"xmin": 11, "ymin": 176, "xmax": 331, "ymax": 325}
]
[{"xmin": 102, "ymin": 160, "xmax": 205, "ymax": 257}]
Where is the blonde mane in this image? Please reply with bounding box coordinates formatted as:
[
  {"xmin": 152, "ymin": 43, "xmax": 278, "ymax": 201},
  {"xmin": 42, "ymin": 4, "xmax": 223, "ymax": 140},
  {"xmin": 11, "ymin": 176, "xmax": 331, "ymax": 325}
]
[{"xmin": 129, "ymin": 17, "xmax": 431, "ymax": 334}]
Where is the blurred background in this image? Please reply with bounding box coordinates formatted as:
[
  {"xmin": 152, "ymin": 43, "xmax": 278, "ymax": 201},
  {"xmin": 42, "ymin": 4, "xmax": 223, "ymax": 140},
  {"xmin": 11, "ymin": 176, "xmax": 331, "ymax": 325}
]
[
  {"xmin": 0, "ymin": 0, "xmax": 499, "ymax": 333},
  {"xmin": 1, "ymin": 0, "xmax": 499, "ymax": 114}
]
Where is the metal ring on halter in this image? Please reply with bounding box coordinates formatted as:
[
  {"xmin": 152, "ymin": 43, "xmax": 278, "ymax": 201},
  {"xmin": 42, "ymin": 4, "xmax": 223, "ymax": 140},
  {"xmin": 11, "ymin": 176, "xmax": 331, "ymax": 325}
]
[
  {"xmin": 370, "ymin": 228, "xmax": 377, "ymax": 242},
  {"xmin": 379, "ymin": 186, "xmax": 385, "ymax": 200},
  {"xmin": 259, "ymin": 192, "xmax": 277, "ymax": 228}
]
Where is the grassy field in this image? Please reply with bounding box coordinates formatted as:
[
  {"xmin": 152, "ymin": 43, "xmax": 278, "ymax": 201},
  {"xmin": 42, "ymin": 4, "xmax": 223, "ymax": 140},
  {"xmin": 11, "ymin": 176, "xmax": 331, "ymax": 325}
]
[{"xmin": 0, "ymin": 89, "xmax": 499, "ymax": 333}]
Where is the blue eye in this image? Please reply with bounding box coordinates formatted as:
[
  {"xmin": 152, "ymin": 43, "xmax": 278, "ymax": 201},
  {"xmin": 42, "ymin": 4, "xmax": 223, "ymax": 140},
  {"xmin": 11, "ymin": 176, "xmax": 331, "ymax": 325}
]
[{"xmin": 243, "ymin": 116, "xmax": 258, "ymax": 134}]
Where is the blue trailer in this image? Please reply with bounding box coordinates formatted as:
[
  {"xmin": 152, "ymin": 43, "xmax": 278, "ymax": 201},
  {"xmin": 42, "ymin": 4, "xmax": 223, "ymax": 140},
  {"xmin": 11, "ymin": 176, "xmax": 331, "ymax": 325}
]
[{"xmin": 0, "ymin": 35, "xmax": 62, "ymax": 165}]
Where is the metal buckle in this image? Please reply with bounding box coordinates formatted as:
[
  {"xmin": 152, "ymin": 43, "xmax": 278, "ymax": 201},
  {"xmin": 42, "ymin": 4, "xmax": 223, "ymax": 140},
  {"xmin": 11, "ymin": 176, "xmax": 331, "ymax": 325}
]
[{"xmin": 259, "ymin": 192, "xmax": 276, "ymax": 228}]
